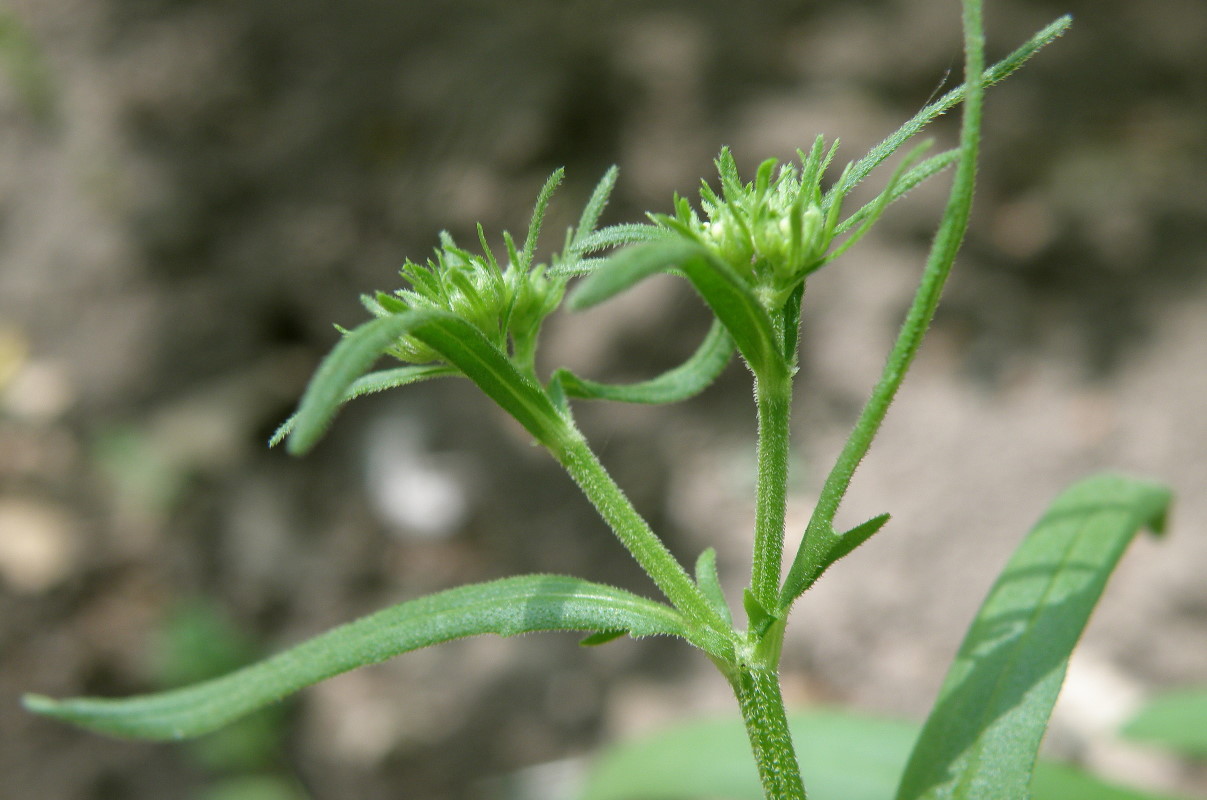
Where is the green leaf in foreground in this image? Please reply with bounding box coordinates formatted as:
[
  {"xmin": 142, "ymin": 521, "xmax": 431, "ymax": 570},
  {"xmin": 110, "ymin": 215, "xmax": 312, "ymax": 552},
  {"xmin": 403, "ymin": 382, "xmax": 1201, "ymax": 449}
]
[
  {"xmin": 24, "ymin": 575, "xmax": 687, "ymax": 740},
  {"xmin": 577, "ymin": 709, "xmax": 1190, "ymax": 800},
  {"xmin": 1121, "ymin": 687, "xmax": 1207, "ymax": 758},
  {"xmin": 895, "ymin": 473, "xmax": 1172, "ymax": 800}
]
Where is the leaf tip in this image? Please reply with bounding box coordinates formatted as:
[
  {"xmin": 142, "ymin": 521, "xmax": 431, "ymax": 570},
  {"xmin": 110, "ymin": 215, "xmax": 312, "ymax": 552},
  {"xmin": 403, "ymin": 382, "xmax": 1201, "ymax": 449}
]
[
  {"xmin": 580, "ymin": 630, "xmax": 627, "ymax": 647},
  {"xmin": 22, "ymin": 693, "xmax": 57, "ymax": 715}
]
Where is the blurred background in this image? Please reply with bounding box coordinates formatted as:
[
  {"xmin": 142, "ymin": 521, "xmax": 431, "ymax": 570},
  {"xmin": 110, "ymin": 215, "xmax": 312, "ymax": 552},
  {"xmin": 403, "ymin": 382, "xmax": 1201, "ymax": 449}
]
[{"xmin": 1, "ymin": 0, "xmax": 1204, "ymax": 798}]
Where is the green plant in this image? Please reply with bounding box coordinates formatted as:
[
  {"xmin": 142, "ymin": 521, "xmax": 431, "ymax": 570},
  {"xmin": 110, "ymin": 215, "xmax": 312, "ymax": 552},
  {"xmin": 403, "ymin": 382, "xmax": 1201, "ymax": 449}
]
[{"xmin": 23, "ymin": 3, "xmax": 1176, "ymax": 799}]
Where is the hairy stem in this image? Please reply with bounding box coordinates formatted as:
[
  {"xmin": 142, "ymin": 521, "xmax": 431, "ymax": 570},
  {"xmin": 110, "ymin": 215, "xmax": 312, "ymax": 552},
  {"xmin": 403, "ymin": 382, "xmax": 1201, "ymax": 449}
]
[
  {"xmin": 734, "ymin": 665, "xmax": 807, "ymax": 800},
  {"xmin": 751, "ymin": 374, "xmax": 793, "ymax": 614},
  {"xmin": 551, "ymin": 428, "xmax": 731, "ymax": 635}
]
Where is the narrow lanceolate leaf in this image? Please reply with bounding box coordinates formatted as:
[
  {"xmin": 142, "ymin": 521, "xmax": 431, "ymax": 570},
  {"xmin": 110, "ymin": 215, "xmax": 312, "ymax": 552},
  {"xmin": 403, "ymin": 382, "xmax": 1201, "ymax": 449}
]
[
  {"xmin": 895, "ymin": 473, "xmax": 1172, "ymax": 800},
  {"xmin": 269, "ymin": 363, "xmax": 458, "ymax": 447},
  {"xmin": 695, "ymin": 547, "xmax": 732, "ymax": 627},
  {"xmin": 286, "ymin": 310, "xmax": 565, "ymax": 456},
  {"xmin": 23, "ymin": 575, "xmax": 689, "ymax": 740},
  {"xmin": 778, "ymin": 514, "xmax": 891, "ymax": 608},
  {"xmin": 837, "ymin": 15, "xmax": 1071, "ymax": 197},
  {"xmin": 551, "ymin": 319, "xmax": 734, "ymax": 405},
  {"xmin": 285, "ymin": 314, "xmax": 429, "ymax": 455},
  {"xmin": 568, "ymin": 239, "xmax": 788, "ymax": 382}
]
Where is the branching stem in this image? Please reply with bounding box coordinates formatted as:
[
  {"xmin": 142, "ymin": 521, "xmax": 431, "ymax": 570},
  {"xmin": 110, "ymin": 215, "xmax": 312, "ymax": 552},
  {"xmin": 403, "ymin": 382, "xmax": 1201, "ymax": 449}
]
[{"xmin": 550, "ymin": 427, "xmax": 731, "ymax": 635}]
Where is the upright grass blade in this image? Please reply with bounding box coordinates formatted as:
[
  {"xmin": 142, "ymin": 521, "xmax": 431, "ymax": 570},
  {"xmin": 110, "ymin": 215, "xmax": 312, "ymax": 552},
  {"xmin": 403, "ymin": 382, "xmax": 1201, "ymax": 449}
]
[
  {"xmin": 551, "ymin": 318, "xmax": 734, "ymax": 405},
  {"xmin": 285, "ymin": 310, "xmax": 565, "ymax": 456},
  {"xmin": 894, "ymin": 474, "xmax": 1172, "ymax": 800},
  {"xmin": 23, "ymin": 575, "xmax": 689, "ymax": 740},
  {"xmin": 568, "ymin": 239, "xmax": 789, "ymax": 382}
]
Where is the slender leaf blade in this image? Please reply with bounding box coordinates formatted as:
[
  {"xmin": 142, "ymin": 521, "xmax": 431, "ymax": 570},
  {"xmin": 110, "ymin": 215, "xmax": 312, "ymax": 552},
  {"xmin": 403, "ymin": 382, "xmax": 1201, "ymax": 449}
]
[
  {"xmin": 286, "ymin": 313, "xmax": 434, "ymax": 455},
  {"xmin": 695, "ymin": 547, "xmax": 732, "ymax": 627},
  {"xmin": 574, "ymin": 166, "xmax": 619, "ymax": 245},
  {"xmin": 552, "ymin": 318, "xmax": 734, "ymax": 405},
  {"xmin": 895, "ymin": 473, "xmax": 1172, "ymax": 800},
  {"xmin": 269, "ymin": 364, "xmax": 458, "ymax": 447},
  {"xmin": 521, "ymin": 167, "xmax": 565, "ymax": 269},
  {"xmin": 24, "ymin": 575, "xmax": 688, "ymax": 740},
  {"xmin": 838, "ymin": 15, "xmax": 1071, "ymax": 198}
]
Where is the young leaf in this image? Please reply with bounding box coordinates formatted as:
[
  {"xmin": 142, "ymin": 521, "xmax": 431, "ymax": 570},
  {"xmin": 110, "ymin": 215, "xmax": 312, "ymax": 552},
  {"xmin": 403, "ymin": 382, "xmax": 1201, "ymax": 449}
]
[
  {"xmin": 551, "ymin": 319, "xmax": 734, "ymax": 405},
  {"xmin": 832, "ymin": 150, "xmax": 960, "ymax": 239},
  {"xmin": 742, "ymin": 589, "xmax": 776, "ymax": 638},
  {"xmin": 269, "ymin": 364, "xmax": 458, "ymax": 447},
  {"xmin": 695, "ymin": 547, "xmax": 732, "ymax": 627},
  {"xmin": 24, "ymin": 575, "xmax": 689, "ymax": 740},
  {"xmin": 894, "ymin": 473, "xmax": 1172, "ymax": 800},
  {"xmin": 574, "ymin": 165, "xmax": 620, "ymax": 246},
  {"xmin": 285, "ymin": 314, "xmax": 435, "ymax": 455},
  {"xmin": 838, "ymin": 15, "xmax": 1071, "ymax": 198},
  {"xmin": 568, "ymin": 239, "xmax": 788, "ymax": 382}
]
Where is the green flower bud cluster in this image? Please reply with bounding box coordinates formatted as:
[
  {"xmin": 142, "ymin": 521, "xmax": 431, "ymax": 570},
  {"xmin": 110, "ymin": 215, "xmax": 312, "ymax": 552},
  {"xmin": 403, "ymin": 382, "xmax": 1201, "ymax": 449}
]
[
  {"xmin": 352, "ymin": 169, "xmax": 578, "ymax": 375},
  {"xmin": 653, "ymin": 138, "xmax": 852, "ymax": 310},
  {"xmin": 366, "ymin": 228, "xmax": 566, "ymax": 368}
]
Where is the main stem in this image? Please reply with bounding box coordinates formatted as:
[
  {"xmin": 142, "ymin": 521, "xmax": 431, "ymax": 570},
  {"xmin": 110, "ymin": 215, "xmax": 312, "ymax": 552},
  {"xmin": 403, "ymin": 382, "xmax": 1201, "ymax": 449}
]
[
  {"xmin": 734, "ymin": 664, "xmax": 807, "ymax": 800},
  {"xmin": 751, "ymin": 374, "xmax": 793, "ymax": 614}
]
